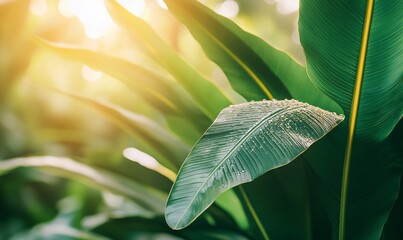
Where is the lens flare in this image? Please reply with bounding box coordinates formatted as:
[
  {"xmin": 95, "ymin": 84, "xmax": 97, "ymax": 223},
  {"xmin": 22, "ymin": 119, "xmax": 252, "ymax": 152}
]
[
  {"xmin": 216, "ymin": 0, "xmax": 239, "ymax": 19},
  {"xmin": 29, "ymin": 0, "xmax": 48, "ymax": 16}
]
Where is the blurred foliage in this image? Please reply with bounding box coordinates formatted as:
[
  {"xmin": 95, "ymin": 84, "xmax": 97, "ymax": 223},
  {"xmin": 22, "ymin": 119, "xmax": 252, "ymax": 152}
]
[{"xmin": 0, "ymin": 0, "xmax": 304, "ymax": 239}]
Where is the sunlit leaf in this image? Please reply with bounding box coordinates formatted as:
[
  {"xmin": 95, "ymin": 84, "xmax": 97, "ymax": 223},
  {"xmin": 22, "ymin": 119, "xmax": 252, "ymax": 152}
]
[
  {"xmin": 32, "ymin": 38, "xmax": 204, "ymax": 120},
  {"xmin": 166, "ymin": 99, "xmax": 344, "ymax": 229},
  {"xmin": 54, "ymin": 89, "xmax": 189, "ymax": 170},
  {"xmin": 0, "ymin": 0, "xmax": 32, "ymax": 104},
  {"xmin": 0, "ymin": 156, "xmax": 166, "ymax": 213},
  {"xmin": 105, "ymin": 0, "xmax": 233, "ymax": 120}
]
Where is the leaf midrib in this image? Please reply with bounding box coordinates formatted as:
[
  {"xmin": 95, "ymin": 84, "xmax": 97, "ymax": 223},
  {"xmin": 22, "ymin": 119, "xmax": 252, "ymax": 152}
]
[
  {"xmin": 168, "ymin": 1, "xmax": 275, "ymax": 100},
  {"xmin": 339, "ymin": 0, "xmax": 375, "ymax": 239}
]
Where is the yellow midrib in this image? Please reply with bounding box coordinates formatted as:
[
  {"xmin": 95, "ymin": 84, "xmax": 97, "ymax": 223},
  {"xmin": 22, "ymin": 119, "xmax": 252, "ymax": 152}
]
[
  {"xmin": 338, "ymin": 1, "xmax": 374, "ymax": 239},
  {"xmin": 179, "ymin": 7, "xmax": 274, "ymax": 100}
]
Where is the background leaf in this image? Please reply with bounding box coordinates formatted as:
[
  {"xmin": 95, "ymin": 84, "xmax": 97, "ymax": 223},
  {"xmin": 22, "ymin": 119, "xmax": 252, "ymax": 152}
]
[
  {"xmin": 162, "ymin": 0, "xmax": 341, "ymax": 113},
  {"xmin": 0, "ymin": 156, "xmax": 166, "ymax": 213},
  {"xmin": 105, "ymin": 0, "xmax": 233, "ymax": 120},
  {"xmin": 53, "ymin": 89, "xmax": 189, "ymax": 170},
  {"xmin": 32, "ymin": 38, "xmax": 204, "ymax": 120},
  {"xmin": 0, "ymin": 0, "xmax": 32, "ymax": 104}
]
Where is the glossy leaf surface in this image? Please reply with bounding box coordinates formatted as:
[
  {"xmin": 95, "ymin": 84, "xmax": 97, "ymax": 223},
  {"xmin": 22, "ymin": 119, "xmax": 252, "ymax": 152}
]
[
  {"xmin": 299, "ymin": 1, "xmax": 403, "ymax": 238},
  {"xmin": 162, "ymin": 0, "xmax": 341, "ymax": 113},
  {"xmin": 300, "ymin": 0, "xmax": 402, "ymax": 140},
  {"xmin": 166, "ymin": 99, "xmax": 344, "ymax": 229}
]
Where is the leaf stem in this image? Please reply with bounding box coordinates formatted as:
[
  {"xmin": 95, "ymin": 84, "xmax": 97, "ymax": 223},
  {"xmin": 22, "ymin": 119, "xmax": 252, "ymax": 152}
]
[
  {"xmin": 339, "ymin": 1, "xmax": 374, "ymax": 239},
  {"xmin": 238, "ymin": 185, "xmax": 270, "ymax": 240}
]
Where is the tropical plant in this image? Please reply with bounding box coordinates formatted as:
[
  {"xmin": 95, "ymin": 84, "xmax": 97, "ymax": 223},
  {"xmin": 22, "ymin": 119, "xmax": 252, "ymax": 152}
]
[{"xmin": 0, "ymin": 0, "xmax": 401, "ymax": 240}]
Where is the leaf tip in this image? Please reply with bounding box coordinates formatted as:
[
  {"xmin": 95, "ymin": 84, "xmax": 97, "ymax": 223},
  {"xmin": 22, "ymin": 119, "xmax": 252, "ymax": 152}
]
[{"xmin": 165, "ymin": 211, "xmax": 186, "ymax": 230}]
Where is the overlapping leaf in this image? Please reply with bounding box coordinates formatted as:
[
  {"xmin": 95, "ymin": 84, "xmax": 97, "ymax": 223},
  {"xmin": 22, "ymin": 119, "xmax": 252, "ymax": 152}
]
[
  {"xmin": 32, "ymin": 38, "xmax": 203, "ymax": 119},
  {"xmin": 0, "ymin": 156, "xmax": 166, "ymax": 213},
  {"xmin": 55, "ymin": 89, "xmax": 189, "ymax": 170},
  {"xmin": 166, "ymin": 99, "xmax": 344, "ymax": 229},
  {"xmin": 93, "ymin": 215, "xmax": 249, "ymax": 240},
  {"xmin": 105, "ymin": 0, "xmax": 233, "ymax": 120},
  {"xmin": 162, "ymin": 0, "xmax": 341, "ymax": 113},
  {"xmin": 0, "ymin": 0, "xmax": 32, "ymax": 104}
]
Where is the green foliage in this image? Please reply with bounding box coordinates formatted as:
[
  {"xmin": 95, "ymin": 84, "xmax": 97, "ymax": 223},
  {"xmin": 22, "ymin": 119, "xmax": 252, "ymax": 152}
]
[
  {"xmin": 105, "ymin": 0, "xmax": 234, "ymax": 120},
  {"xmin": 0, "ymin": 156, "xmax": 166, "ymax": 213},
  {"xmin": 299, "ymin": 0, "xmax": 403, "ymax": 239},
  {"xmin": 166, "ymin": 99, "xmax": 343, "ymax": 229},
  {"xmin": 162, "ymin": 0, "xmax": 342, "ymax": 113},
  {"xmin": 0, "ymin": 0, "xmax": 401, "ymax": 240}
]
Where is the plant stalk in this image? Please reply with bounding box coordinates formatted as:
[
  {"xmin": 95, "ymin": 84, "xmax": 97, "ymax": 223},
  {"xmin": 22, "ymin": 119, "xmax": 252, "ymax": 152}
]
[{"xmin": 238, "ymin": 185, "xmax": 270, "ymax": 240}]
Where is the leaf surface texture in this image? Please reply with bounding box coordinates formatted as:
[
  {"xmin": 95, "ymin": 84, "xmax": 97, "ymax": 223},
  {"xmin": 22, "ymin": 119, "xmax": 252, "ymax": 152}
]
[{"xmin": 166, "ymin": 99, "xmax": 344, "ymax": 229}]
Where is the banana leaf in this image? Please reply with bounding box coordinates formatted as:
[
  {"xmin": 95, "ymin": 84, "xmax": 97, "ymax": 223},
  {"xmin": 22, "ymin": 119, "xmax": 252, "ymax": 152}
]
[
  {"xmin": 32, "ymin": 38, "xmax": 204, "ymax": 120},
  {"xmin": 0, "ymin": 156, "xmax": 166, "ymax": 213},
  {"xmin": 54, "ymin": 89, "xmax": 189, "ymax": 171},
  {"xmin": 105, "ymin": 0, "xmax": 233, "ymax": 120},
  {"xmin": 299, "ymin": 1, "xmax": 403, "ymax": 239},
  {"xmin": 32, "ymin": 38, "xmax": 210, "ymax": 143},
  {"xmin": 0, "ymin": 0, "xmax": 32, "ymax": 104},
  {"xmin": 166, "ymin": 99, "xmax": 343, "ymax": 230},
  {"xmin": 162, "ymin": 0, "xmax": 341, "ymax": 113}
]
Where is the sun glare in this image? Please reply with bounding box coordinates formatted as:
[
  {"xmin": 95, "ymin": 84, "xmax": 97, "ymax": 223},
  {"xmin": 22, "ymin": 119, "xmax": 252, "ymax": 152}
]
[
  {"xmin": 58, "ymin": 0, "xmax": 114, "ymax": 39},
  {"xmin": 265, "ymin": 0, "xmax": 299, "ymax": 14},
  {"xmin": 117, "ymin": 0, "xmax": 146, "ymax": 17},
  {"xmin": 81, "ymin": 65, "xmax": 102, "ymax": 82},
  {"xmin": 29, "ymin": 0, "xmax": 48, "ymax": 16},
  {"xmin": 57, "ymin": 0, "xmax": 146, "ymax": 39},
  {"xmin": 216, "ymin": 0, "xmax": 239, "ymax": 19},
  {"xmin": 157, "ymin": 0, "xmax": 168, "ymax": 10}
]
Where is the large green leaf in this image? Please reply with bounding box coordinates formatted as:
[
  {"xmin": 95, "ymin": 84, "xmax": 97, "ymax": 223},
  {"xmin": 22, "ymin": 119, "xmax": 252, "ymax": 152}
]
[
  {"xmin": 165, "ymin": 99, "xmax": 343, "ymax": 229},
  {"xmin": 299, "ymin": 1, "xmax": 403, "ymax": 239},
  {"xmin": 54, "ymin": 89, "xmax": 189, "ymax": 171},
  {"xmin": 299, "ymin": 0, "xmax": 402, "ymax": 140},
  {"xmin": 105, "ymin": 0, "xmax": 233, "ymax": 120},
  {"xmin": 235, "ymin": 156, "xmax": 333, "ymax": 240},
  {"xmin": 0, "ymin": 156, "xmax": 166, "ymax": 213},
  {"xmin": 304, "ymin": 121, "xmax": 402, "ymax": 240},
  {"xmin": 162, "ymin": 0, "xmax": 341, "ymax": 113}
]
